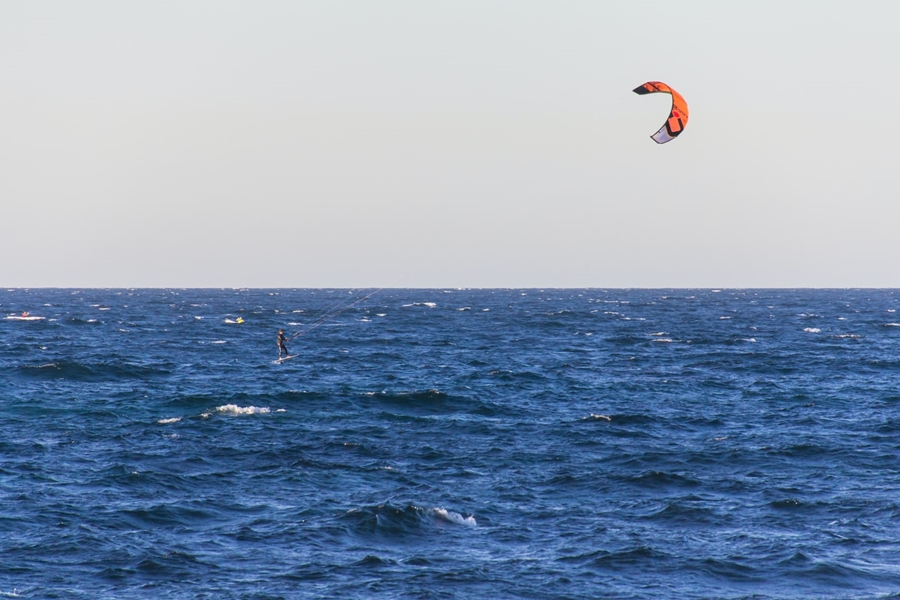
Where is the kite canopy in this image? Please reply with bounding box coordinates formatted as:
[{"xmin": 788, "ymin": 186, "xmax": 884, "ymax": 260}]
[{"xmin": 633, "ymin": 81, "xmax": 689, "ymax": 144}]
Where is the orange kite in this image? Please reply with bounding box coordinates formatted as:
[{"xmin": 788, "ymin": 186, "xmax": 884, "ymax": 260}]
[{"xmin": 633, "ymin": 81, "xmax": 689, "ymax": 144}]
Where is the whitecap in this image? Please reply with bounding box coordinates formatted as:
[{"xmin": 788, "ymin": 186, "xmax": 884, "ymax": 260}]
[
  {"xmin": 653, "ymin": 338, "xmax": 675, "ymax": 343},
  {"xmin": 718, "ymin": 316, "xmax": 731, "ymax": 320},
  {"xmin": 376, "ymin": 313, "xmax": 387, "ymax": 317},
  {"xmin": 216, "ymin": 404, "xmax": 271, "ymax": 415},
  {"xmin": 885, "ymin": 323, "xmax": 900, "ymax": 327},
  {"xmin": 743, "ymin": 338, "xmax": 757, "ymax": 343},
  {"xmin": 158, "ymin": 417, "xmax": 181, "ymax": 424},
  {"xmin": 586, "ymin": 414, "xmax": 611, "ymax": 421},
  {"xmin": 650, "ymin": 332, "xmax": 667, "ymax": 336},
  {"xmin": 803, "ymin": 328, "xmax": 821, "ymax": 333},
  {"xmin": 458, "ymin": 307, "xmax": 471, "ymax": 311},
  {"xmin": 432, "ymin": 508, "xmax": 476, "ymax": 527},
  {"xmin": 210, "ymin": 340, "xmax": 227, "ymax": 344}
]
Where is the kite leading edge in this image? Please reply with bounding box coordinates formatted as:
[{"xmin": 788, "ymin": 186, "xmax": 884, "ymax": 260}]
[{"xmin": 633, "ymin": 81, "xmax": 689, "ymax": 144}]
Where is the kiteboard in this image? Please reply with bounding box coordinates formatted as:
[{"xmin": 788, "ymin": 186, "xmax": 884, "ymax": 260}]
[
  {"xmin": 6, "ymin": 315, "xmax": 45, "ymax": 321},
  {"xmin": 274, "ymin": 355, "xmax": 299, "ymax": 364}
]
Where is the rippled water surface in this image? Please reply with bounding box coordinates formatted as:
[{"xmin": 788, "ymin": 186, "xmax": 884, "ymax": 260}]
[{"xmin": 3, "ymin": 288, "xmax": 900, "ymax": 599}]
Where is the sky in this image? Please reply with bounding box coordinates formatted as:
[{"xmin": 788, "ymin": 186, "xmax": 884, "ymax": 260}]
[{"xmin": 2, "ymin": 1, "xmax": 899, "ymax": 288}]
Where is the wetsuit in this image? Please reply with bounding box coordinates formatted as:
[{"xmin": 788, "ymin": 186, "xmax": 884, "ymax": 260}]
[{"xmin": 278, "ymin": 331, "xmax": 289, "ymax": 358}]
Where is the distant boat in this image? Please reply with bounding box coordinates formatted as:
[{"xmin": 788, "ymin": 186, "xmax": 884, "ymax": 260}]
[{"xmin": 7, "ymin": 312, "xmax": 45, "ymax": 321}]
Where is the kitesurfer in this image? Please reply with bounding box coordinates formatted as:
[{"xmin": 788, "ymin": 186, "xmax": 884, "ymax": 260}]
[{"xmin": 277, "ymin": 329, "xmax": 289, "ymax": 358}]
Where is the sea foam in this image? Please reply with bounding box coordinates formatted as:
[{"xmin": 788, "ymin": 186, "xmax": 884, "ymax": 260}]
[
  {"xmin": 432, "ymin": 508, "xmax": 476, "ymax": 527},
  {"xmin": 216, "ymin": 404, "xmax": 271, "ymax": 415}
]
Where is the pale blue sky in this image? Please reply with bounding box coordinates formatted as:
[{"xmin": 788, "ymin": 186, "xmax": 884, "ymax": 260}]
[{"xmin": 2, "ymin": 1, "xmax": 898, "ymax": 287}]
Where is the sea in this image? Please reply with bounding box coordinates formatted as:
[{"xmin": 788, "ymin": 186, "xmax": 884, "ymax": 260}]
[{"xmin": 2, "ymin": 288, "xmax": 900, "ymax": 599}]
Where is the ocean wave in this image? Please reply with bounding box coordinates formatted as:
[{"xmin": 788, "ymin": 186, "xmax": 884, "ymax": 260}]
[
  {"xmin": 16, "ymin": 360, "xmax": 172, "ymax": 381},
  {"xmin": 558, "ymin": 546, "xmax": 662, "ymax": 569},
  {"xmin": 486, "ymin": 369, "xmax": 547, "ymax": 383},
  {"xmin": 123, "ymin": 503, "xmax": 218, "ymax": 528},
  {"xmin": 584, "ymin": 413, "xmax": 611, "ymax": 421},
  {"xmin": 216, "ymin": 404, "xmax": 271, "ymax": 415},
  {"xmin": 606, "ymin": 413, "xmax": 655, "ymax": 426},
  {"xmin": 338, "ymin": 503, "xmax": 475, "ymax": 538},
  {"xmin": 644, "ymin": 500, "xmax": 719, "ymax": 524},
  {"xmin": 62, "ymin": 317, "xmax": 102, "ymax": 325},
  {"xmin": 432, "ymin": 507, "xmax": 476, "ymax": 527},
  {"xmin": 360, "ymin": 389, "xmax": 499, "ymax": 417},
  {"xmin": 625, "ymin": 470, "xmax": 702, "ymax": 489}
]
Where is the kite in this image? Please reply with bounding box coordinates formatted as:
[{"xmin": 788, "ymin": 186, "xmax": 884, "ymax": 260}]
[{"xmin": 633, "ymin": 81, "xmax": 689, "ymax": 144}]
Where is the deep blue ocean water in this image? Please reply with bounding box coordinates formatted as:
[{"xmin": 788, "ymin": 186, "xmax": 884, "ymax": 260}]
[{"xmin": 3, "ymin": 288, "xmax": 900, "ymax": 599}]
